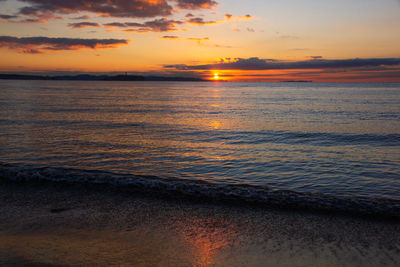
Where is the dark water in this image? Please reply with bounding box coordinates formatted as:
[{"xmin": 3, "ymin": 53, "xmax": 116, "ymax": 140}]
[{"xmin": 0, "ymin": 80, "xmax": 399, "ymax": 213}]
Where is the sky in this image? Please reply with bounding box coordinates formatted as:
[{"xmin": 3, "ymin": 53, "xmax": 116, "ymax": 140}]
[{"xmin": 0, "ymin": 0, "xmax": 399, "ymax": 81}]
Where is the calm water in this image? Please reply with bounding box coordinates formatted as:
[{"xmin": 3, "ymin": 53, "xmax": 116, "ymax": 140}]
[{"xmin": 0, "ymin": 80, "xmax": 399, "ymax": 203}]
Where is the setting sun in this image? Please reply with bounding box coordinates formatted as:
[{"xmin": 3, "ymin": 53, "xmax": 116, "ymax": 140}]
[{"xmin": 213, "ymin": 73, "xmax": 219, "ymax": 80}]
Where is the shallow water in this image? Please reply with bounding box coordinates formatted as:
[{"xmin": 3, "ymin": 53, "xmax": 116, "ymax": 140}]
[{"xmin": 0, "ymin": 80, "xmax": 399, "ymax": 204}]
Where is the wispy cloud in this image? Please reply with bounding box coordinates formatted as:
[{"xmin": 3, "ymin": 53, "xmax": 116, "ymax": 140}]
[
  {"xmin": 0, "ymin": 36, "xmax": 129, "ymax": 54},
  {"xmin": 71, "ymin": 15, "xmax": 91, "ymax": 20},
  {"xmin": 160, "ymin": 35, "xmax": 180, "ymax": 39},
  {"xmin": 104, "ymin": 18, "xmax": 183, "ymax": 32},
  {"xmin": 68, "ymin": 22, "xmax": 100, "ymax": 29},
  {"xmin": 186, "ymin": 17, "xmax": 218, "ymax": 25},
  {"xmin": 224, "ymin": 14, "xmax": 253, "ymax": 21},
  {"xmin": 186, "ymin": 37, "xmax": 210, "ymax": 44},
  {"xmin": 103, "ymin": 12, "xmax": 253, "ymax": 33},
  {"xmin": 0, "ymin": 14, "xmax": 19, "ymax": 20}
]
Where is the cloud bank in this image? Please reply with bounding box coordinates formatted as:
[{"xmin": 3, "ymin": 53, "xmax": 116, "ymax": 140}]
[
  {"xmin": 5, "ymin": 0, "xmax": 220, "ymax": 23},
  {"xmin": 0, "ymin": 36, "xmax": 129, "ymax": 54},
  {"xmin": 165, "ymin": 57, "xmax": 400, "ymax": 70},
  {"xmin": 17, "ymin": 0, "xmax": 173, "ymax": 19}
]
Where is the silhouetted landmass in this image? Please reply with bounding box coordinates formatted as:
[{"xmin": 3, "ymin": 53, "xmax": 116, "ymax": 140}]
[
  {"xmin": 280, "ymin": 80, "xmax": 313, "ymax": 83},
  {"xmin": 0, "ymin": 74, "xmax": 207, "ymax": 82}
]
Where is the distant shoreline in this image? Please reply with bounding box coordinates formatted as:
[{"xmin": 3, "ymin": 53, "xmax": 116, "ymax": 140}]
[
  {"xmin": 1, "ymin": 74, "xmax": 399, "ymax": 83},
  {"xmin": 0, "ymin": 73, "xmax": 208, "ymax": 82}
]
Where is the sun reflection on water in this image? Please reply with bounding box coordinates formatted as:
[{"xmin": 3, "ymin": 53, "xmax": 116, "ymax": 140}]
[{"xmin": 210, "ymin": 121, "xmax": 222, "ymax": 129}]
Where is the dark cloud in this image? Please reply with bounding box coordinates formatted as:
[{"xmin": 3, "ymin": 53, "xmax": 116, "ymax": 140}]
[
  {"xmin": 72, "ymin": 15, "xmax": 91, "ymax": 20},
  {"xmin": 104, "ymin": 15, "xmax": 225, "ymax": 33},
  {"xmin": 0, "ymin": 36, "xmax": 129, "ymax": 53},
  {"xmin": 12, "ymin": 0, "xmax": 221, "ymax": 23},
  {"xmin": 104, "ymin": 22, "xmax": 127, "ymax": 28},
  {"xmin": 18, "ymin": 5, "xmax": 63, "ymax": 22},
  {"xmin": 176, "ymin": 0, "xmax": 218, "ymax": 10},
  {"xmin": 164, "ymin": 57, "xmax": 400, "ymax": 70},
  {"xmin": 161, "ymin": 35, "xmax": 179, "ymax": 39},
  {"xmin": 225, "ymin": 14, "xmax": 252, "ymax": 20},
  {"xmin": 68, "ymin": 22, "xmax": 100, "ymax": 29},
  {"xmin": 0, "ymin": 14, "xmax": 19, "ymax": 20},
  {"xmin": 308, "ymin": 56, "xmax": 323, "ymax": 60},
  {"xmin": 17, "ymin": 0, "xmax": 173, "ymax": 21},
  {"xmin": 187, "ymin": 17, "xmax": 217, "ymax": 25},
  {"xmin": 105, "ymin": 18, "xmax": 183, "ymax": 32},
  {"xmin": 224, "ymin": 14, "xmax": 232, "ymax": 20}
]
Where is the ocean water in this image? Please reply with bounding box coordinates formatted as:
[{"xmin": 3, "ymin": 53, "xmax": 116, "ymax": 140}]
[{"xmin": 0, "ymin": 80, "xmax": 399, "ymax": 214}]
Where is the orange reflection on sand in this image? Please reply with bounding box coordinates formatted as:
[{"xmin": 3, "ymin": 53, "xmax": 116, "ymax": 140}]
[{"xmin": 177, "ymin": 217, "xmax": 238, "ymax": 266}]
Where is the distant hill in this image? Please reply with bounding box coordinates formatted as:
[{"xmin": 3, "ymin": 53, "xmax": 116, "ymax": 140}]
[{"xmin": 0, "ymin": 74, "xmax": 207, "ymax": 82}]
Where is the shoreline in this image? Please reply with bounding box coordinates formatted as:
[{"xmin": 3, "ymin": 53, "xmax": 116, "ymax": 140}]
[
  {"xmin": 0, "ymin": 180, "xmax": 399, "ymax": 266},
  {"xmin": 2, "ymin": 163, "xmax": 399, "ymax": 220}
]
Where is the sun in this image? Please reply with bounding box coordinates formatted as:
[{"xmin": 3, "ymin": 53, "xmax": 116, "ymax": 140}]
[{"xmin": 213, "ymin": 73, "xmax": 219, "ymax": 80}]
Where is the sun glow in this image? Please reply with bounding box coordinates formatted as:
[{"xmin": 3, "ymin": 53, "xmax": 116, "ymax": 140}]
[{"xmin": 213, "ymin": 73, "xmax": 219, "ymax": 80}]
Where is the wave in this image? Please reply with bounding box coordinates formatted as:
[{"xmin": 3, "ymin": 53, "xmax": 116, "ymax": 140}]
[
  {"xmin": 183, "ymin": 130, "xmax": 400, "ymax": 147},
  {"xmin": 1, "ymin": 163, "xmax": 399, "ymax": 218},
  {"xmin": 2, "ymin": 117, "xmax": 398, "ymax": 147}
]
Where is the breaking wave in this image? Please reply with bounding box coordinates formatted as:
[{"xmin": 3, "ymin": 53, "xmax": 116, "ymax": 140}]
[{"xmin": 1, "ymin": 163, "xmax": 399, "ymax": 218}]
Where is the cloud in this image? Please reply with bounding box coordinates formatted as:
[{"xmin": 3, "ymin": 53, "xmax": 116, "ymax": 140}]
[
  {"xmin": 186, "ymin": 13, "xmax": 252, "ymax": 27},
  {"xmin": 16, "ymin": 0, "xmax": 174, "ymax": 21},
  {"xmin": 161, "ymin": 35, "xmax": 179, "ymax": 39},
  {"xmin": 0, "ymin": 14, "xmax": 19, "ymax": 20},
  {"xmin": 0, "ymin": 36, "xmax": 129, "ymax": 54},
  {"xmin": 186, "ymin": 17, "xmax": 217, "ymax": 25},
  {"xmin": 224, "ymin": 14, "xmax": 253, "ymax": 21},
  {"xmin": 68, "ymin": 22, "xmax": 100, "ymax": 29},
  {"xmin": 104, "ymin": 18, "xmax": 183, "ymax": 32},
  {"xmin": 71, "ymin": 15, "xmax": 91, "ymax": 20},
  {"xmin": 104, "ymin": 14, "xmax": 229, "ymax": 33},
  {"xmin": 222, "ymin": 14, "xmax": 253, "ymax": 32},
  {"xmin": 175, "ymin": 0, "xmax": 218, "ymax": 10},
  {"xmin": 164, "ymin": 57, "xmax": 400, "ymax": 70},
  {"xmin": 307, "ymin": 56, "xmax": 324, "ymax": 60},
  {"xmin": 11, "ymin": 0, "xmax": 221, "ymax": 23},
  {"xmin": 186, "ymin": 37, "xmax": 209, "ymax": 44}
]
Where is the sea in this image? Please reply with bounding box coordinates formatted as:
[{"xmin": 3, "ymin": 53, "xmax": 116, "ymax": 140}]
[{"xmin": 0, "ymin": 80, "xmax": 399, "ymax": 215}]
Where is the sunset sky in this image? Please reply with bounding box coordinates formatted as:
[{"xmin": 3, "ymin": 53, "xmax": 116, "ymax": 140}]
[{"xmin": 0, "ymin": 0, "xmax": 399, "ymax": 81}]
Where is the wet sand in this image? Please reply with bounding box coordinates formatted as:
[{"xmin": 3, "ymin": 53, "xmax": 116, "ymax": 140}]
[{"xmin": 0, "ymin": 181, "xmax": 399, "ymax": 266}]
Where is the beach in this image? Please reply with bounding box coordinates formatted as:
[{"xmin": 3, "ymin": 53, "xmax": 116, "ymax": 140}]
[{"xmin": 1, "ymin": 180, "xmax": 399, "ymax": 266}]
